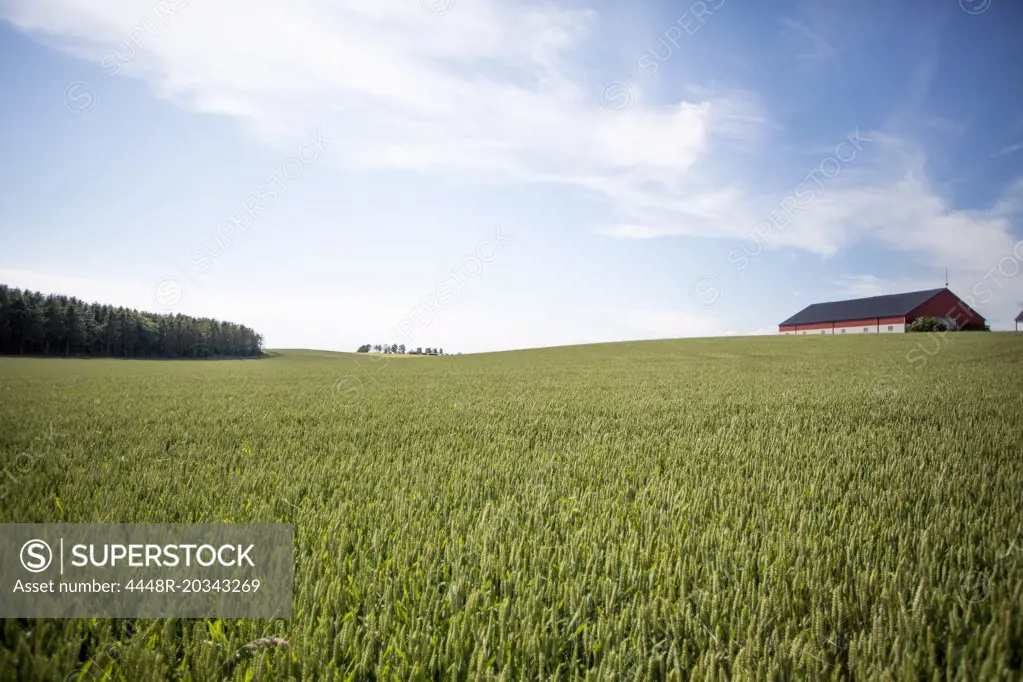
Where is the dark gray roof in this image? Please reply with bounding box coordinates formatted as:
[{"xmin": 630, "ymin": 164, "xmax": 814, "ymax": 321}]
[
  {"xmin": 1016, "ymin": 310, "xmax": 1023, "ymax": 322},
  {"xmin": 780, "ymin": 288, "xmax": 947, "ymax": 326}
]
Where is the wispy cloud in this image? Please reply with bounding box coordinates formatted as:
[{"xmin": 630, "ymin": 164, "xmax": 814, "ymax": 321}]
[
  {"xmin": 831, "ymin": 274, "xmax": 940, "ymax": 300},
  {"xmin": 1, "ymin": 0, "xmax": 770, "ymax": 254},
  {"xmin": 991, "ymin": 142, "xmax": 1023, "ymax": 158},
  {"xmin": 779, "ymin": 16, "xmax": 837, "ymax": 61}
]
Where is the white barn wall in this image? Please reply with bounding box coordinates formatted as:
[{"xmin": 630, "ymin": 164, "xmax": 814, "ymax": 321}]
[{"xmin": 780, "ymin": 322, "xmax": 907, "ymax": 335}]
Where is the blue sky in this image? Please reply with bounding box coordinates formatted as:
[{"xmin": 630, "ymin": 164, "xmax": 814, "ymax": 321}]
[{"xmin": 1, "ymin": 0, "xmax": 1021, "ymax": 352}]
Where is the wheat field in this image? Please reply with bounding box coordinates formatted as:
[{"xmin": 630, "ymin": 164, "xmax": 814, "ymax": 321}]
[{"xmin": 1, "ymin": 334, "xmax": 1022, "ymax": 680}]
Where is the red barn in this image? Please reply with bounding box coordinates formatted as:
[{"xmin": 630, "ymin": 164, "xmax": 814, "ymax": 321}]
[{"xmin": 779, "ymin": 288, "xmax": 985, "ymax": 335}]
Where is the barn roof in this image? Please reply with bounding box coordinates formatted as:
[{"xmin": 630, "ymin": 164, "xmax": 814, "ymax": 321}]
[
  {"xmin": 780, "ymin": 288, "xmax": 947, "ymax": 326},
  {"xmin": 1016, "ymin": 310, "xmax": 1023, "ymax": 322}
]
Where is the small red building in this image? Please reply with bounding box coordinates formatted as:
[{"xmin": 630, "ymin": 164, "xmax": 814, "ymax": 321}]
[{"xmin": 779, "ymin": 288, "xmax": 985, "ymax": 335}]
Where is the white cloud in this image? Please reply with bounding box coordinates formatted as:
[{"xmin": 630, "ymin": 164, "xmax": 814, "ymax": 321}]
[
  {"xmin": 3, "ymin": 0, "xmax": 1021, "ymax": 333},
  {"xmin": 595, "ymin": 129, "xmax": 1022, "ymax": 284},
  {"xmin": 1, "ymin": 0, "xmax": 763, "ymax": 237},
  {"xmin": 794, "ymin": 148, "xmax": 1023, "ymax": 277}
]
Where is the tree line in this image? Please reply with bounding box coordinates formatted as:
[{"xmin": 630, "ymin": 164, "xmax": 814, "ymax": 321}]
[
  {"xmin": 0, "ymin": 284, "xmax": 264, "ymax": 358},
  {"xmin": 356, "ymin": 344, "xmax": 445, "ymax": 356}
]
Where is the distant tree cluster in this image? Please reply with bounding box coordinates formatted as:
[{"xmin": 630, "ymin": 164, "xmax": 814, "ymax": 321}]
[
  {"xmin": 356, "ymin": 344, "xmax": 445, "ymax": 356},
  {"xmin": 0, "ymin": 285, "xmax": 263, "ymax": 358}
]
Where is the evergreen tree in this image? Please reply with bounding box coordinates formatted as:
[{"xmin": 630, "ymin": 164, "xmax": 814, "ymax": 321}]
[
  {"xmin": 65, "ymin": 305, "xmax": 85, "ymax": 355},
  {"xmin": 23, "ymin": 303, "xmax": 46, "ymax": 354},
  {"xmin": 44, "ymin": 297, "xmax": 65, "ymax": 354},
  {"xmin": 0, "ymin": 283, "xmax": 264, "ymax": 359},
  {"xmin": 0, "ymin": 287, "xmax": 11, "ymax": 351},
  {"xmin": 83, "ymin": 307, "xmax": 102, "ymax": 354},
  {"xmin": 7, "ymin": 293, "xmax": 28, "ymax": 354}
]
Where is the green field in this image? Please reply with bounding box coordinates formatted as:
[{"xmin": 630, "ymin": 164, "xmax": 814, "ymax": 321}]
[{"xmin": 2, "ymin": 334, "xmax": 1023, "ymax": 680}]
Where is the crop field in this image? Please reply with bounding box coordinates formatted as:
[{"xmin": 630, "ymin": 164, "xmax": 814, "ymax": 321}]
[{"xmin": 1, "ymin": 334, "xmax": 1022, "ymax": 680}]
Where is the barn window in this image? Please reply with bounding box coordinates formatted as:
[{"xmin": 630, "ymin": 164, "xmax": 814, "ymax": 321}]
[
  {"xmin": 888, "ymin": 325, "xmax": 893, "ymax": 331},
  {"xmin": 864, "ymin": 327, "xmax": 869, "ymax": 332},
  {"xmin": 841, "ymin": 329, "xmax": 846, "ymax": 334},
  {"xmin": 821, "ymin": 330, "xmax": 826, "ymax": 334}
]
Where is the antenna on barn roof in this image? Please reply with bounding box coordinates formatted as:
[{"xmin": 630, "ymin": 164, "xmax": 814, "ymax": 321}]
[{"xmin": 944, "ymin": 267, "xmax": 948, "ymax": 288}]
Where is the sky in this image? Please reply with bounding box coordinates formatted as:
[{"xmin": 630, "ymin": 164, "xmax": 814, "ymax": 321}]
[{"xmin": 0, "ymin": 0, "xmax": 1022, "ymax": 353}]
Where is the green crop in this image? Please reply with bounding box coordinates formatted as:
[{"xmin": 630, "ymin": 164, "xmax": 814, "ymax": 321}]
[{"xmin": 1, "ymin": 333, "xmax": 1022, "ymax": 680}]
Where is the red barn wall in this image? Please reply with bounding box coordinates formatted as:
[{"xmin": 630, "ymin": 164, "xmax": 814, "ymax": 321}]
[{"xmin": 908, "ymin": 290, "xmax": 985, "ymax": 328}]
